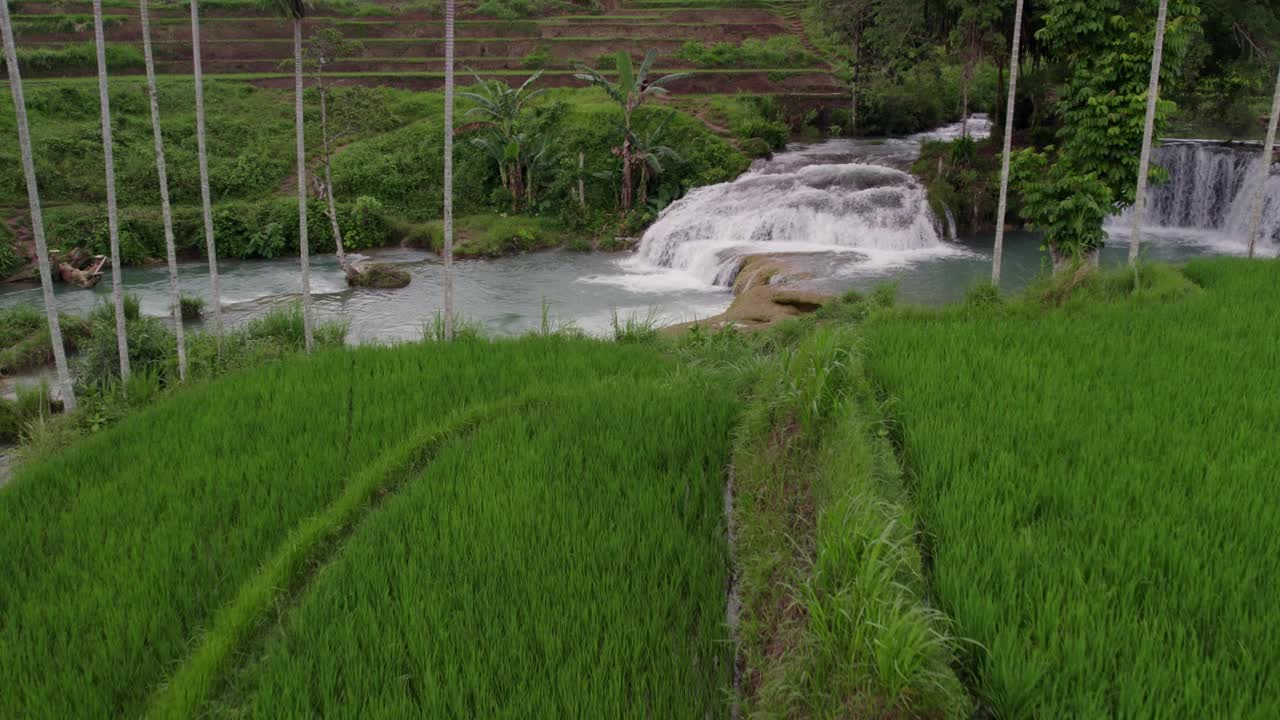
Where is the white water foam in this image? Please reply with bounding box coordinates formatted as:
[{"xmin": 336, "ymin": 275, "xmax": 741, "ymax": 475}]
[{"xmin": 1109, "ymin": 142, "xmax": 1279, "ymax": 256}]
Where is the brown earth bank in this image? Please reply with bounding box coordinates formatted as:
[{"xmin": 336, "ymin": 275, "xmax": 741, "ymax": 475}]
[
  {"xmin": 665, "ymin": 253, "xmax": 831, "ymax": 334},
  {"xmin": 17, "ymin": 17, "xmax": 788, "ymax": 43}
]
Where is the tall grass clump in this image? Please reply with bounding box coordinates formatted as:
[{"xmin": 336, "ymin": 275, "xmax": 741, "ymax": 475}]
[
  {"xmin": 731, "ymin": 326, "xmax": 969, "ymax": 717},
  {"xmin": 194, "ymin": 376, "xmax": 737, "ymax": 718},
  {"xmin": 0, "ymin": 337, "xmax": 684, "ymax": 718},
  {"xmin": 863, "ymin": 258, "xmax": 1280, "ymax": 718}
]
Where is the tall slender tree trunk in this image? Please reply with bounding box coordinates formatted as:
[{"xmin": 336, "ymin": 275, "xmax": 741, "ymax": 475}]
[
  {"xmin": 293, "ymin": 18, "xmax": 315, "ymax": 352},
  {"xmin": 1, "ymin": 1, "xmax": 77, "ymax": 411},
  {"xmin": 1128, "ymin": 0, "xmax": 1170, "ymax": 268},
  {"xmin": 1247, "ymin": 62, "xmax": 1280, "ymax": 258},
  {"xmin": 317, "ymin": 73, "xmax": 347, "ymax": 274},
  {"xmin": 990, "ymin": 0, "xmax": 1024, "ymax": 285},
  {"xmin": 92, "ymin": 0, "xmax": 130, "ymax": 383},
  {"xmin": 190, "ymin": 0, "xmax": 224, "ymax": 353},
  {"xmin": 443, "ymin": 0, "xmax": 455, "ymax": 339},
  {"xmin": 140, "ymin": 0, "xmax": 186, "ymax": 381},
  {"xmin": 578, "ymin": 151, "xmax": 585, "ymax": 207}
]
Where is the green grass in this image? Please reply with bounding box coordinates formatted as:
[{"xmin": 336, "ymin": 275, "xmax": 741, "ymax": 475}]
[
  {"xmin": 198, "ymin": 376, "xmax": 735, "ymax": 717},
  {"xmin": 863, "ymin": 258, "xmax": 1280, "ymax": 718},
  {"xmin": 0, "ymin": 336, "xmax": 728, "ymax": 718},
  {"xmin": 729, "ymin": 321, "xmax": 969, "ymax": 717}
]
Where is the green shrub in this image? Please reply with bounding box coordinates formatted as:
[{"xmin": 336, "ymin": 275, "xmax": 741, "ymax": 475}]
[
  {"xmin": 179, "ymin": 295, "xmax": 204, "ymax": 321},
  {"xmin": 677, "ymin": 36, "xmax": 818, "ymax": 68}
]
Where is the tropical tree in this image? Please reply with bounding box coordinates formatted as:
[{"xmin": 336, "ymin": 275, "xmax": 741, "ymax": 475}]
[
  {"xmin": 990, "ymin": 0, "xmax": 1023, "ymax": 285},
  {"xmin": 1128, "ymin": 0, "xmax": 1171, "ymax": 268},
  {"xmin": 92, "ymin": 0, "xmax": 130, "ymax": 382},
  {"xmin": 809, "ymin": 0, "xmax": 921, "ymax": 134},
  {"xmin": 1247, "ymin": 62, "xmax": 1279, "ymax": 258},
  {"xmin": 443, "ymin": 0, "xmax": 456, "ymax": 339},
  {"xmin": 264, "ymin": 0, "xmax": 315, "ymax": 351},
  {"xmin": 1013, "ymin": 0, "xmax": 1199, "ymax": 272},
  {"xmin": 0, "ymin": 0, "xmax": 77, "ymax": 410},
  {"xmin": 460, "ymin": 71, "xmax": 544, "ymax": 211},
  {"xmin": 948, "ymin": 0, "xmax": 1002, "ymax": 138},
  {"xmin": 574, "ymin": 50, "xmax": 689, "ymax": 211},
  {"xmin": 140, "ymin": 0, "xmax": 187, "ymax": 381},
  {"xmin": 303, "ymin": 28, "xmax": 362, "ymax": 276},
  {"xmin": 625, "ymin": 112, "xmax": 683, "ymax": 208},
  {"xmin": 190, "ymin": 0, "xmax": 225, "ymax": 351}
]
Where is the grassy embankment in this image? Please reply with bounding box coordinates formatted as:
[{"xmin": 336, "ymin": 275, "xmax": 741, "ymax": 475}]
[
  {"xmin": 865, "ymin": 259, "xmax": 1280, "ymax": 717},
  {"xmin": 0, "ymin": 79, "xmax": 750, "ymax": 267}
]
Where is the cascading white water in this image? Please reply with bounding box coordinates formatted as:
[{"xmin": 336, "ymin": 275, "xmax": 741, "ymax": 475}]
[
  {"xmin": 1110, "ymin": 142, "xmax": 1279, "ymax": 254},
  {"xmin": 629, "ymin": 163, "xmax": 949, "ymax": 285},
  {"xmin": 627, "ymin": 117, "xmax": 992, "ymax": 286}
]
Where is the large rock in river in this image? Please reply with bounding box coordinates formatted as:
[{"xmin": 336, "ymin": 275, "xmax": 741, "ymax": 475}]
[{"xmin": 346, "ymin": 262, "xmax": 410, "ymax": 289}]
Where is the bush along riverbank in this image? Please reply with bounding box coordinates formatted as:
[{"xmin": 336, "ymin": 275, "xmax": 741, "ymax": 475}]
[
  {"xmin": 3, "ymin": 257, "xmax": 1278, "ymax": 718},
  {"xmin": 0, "ymin": 79, "xmax": 753, "ymax": 271}
]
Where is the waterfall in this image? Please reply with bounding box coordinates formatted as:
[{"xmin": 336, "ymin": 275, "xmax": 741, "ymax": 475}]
[
  {"xmin": 629, "ymin": 155, "xmax": 954, "ymax": 286},
  {"xmin": 944, "ymin": 205, "xmax": 958, "ymax": 242},
  {"xmin": 1111, "ymin": 142, "xmax": 1279, "ymax": 254}
]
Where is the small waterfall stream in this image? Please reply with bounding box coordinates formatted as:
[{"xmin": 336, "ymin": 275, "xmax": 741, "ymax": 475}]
[
  {"xmin": 1110, "ymin": 141, "xmax": 1279, "ymax": 254},
  {"xmin": 628, "ymin": 117, "xmax": 992, "ymax": 286}
]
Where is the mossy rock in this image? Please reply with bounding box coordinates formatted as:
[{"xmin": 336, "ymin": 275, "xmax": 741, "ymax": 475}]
[{"xmin": 347, "ymin": 263, "xmax": 410, "ymax": 289}]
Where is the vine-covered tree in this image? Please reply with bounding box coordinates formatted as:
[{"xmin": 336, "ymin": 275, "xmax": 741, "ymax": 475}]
[{"xmin": 1013, "ymin": 0, "xmax": 1200, "ymax": 270}]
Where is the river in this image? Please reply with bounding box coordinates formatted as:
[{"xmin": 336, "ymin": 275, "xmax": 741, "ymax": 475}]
[{"xmin": 1, "ymin": 117, "xmax": 1274, "ymax": 343}]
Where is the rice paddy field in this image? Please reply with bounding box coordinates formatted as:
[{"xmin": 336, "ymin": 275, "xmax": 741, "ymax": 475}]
[
  {"xmin": 5, "ymin": 257, "xmax": 1280, "ymax": 719},
  {"xmin": 863, "ymin": 258, "xmax": 1280, "ymax": 718},
  {"xmin": 0, "ymin": 337, "xmax": 735, "ymax": 719}
]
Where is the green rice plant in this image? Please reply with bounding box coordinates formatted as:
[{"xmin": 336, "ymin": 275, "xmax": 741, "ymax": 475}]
[
  {"xmin": 200, "ymin": 376, "xmax": 736, "ymax": 718},
  {"xmin": 0, "ymin": 337, "xmax": 685, "ymax": 718},
  {"xmin": 863, "ymin": 258, "xmax": 1280, "ymax": 718}
]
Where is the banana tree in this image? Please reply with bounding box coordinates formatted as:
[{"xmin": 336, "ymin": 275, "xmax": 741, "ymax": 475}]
[
  {"xmin": 624, "ymin": 111, "xmax": 682, "ymax": 208},
  {"xmin": 459, "ymin": 71, "xmax": 544, "ymax": 211},
  {"xmin": 574, "ymin": 50, "xmax": 689, "ymax": 211}
]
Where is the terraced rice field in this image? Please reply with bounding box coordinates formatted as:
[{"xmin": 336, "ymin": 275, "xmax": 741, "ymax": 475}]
[
  {"xmin": 0, "ymin": 337, "xmax": 737, "ymax": 718},
  {"xmin": 863, "ymin": 259, "xmax": 1280, "ymax": 718},
  {"xmin": 6, "ymin": 0, "xmax": 841, "ymax": 96}
]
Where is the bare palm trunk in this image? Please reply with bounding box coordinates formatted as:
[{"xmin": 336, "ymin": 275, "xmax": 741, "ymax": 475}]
[
  {"xmin": 961, "ymin": 59, "xmax": 971, "ymax": 138},
  {"xmin": 443, "ymin": 0, "xmax": 455, "ymax": 339},
  {"xmin": 190, "ymin": 0, "xmax": 224, "ymax": 353},
  {"xmin": 140, "ymin": 0, "xmax": 186, "ymax": 381},
  {"xmin": 1, "ymin": 1, "xmax": 77, "ymax": 410},
  {"xmin": 1128, "ymin": 0, "xmax": 1170, "ymax": 268},
  {"xmin": 990, "ymin": 0, "xmax": 1024, "ymax": 285},
  {"xmin": 293, "ymin": 19, "xmax": 315, "ymax": 352},
  {"xmin": 317, "ymin": 75, "xmax": 347, "ymax": 273},
  {"xmin": 92, "ymin": 0, "xmax": 131, "ymax": 383},
  {"xmin": 577, "ymin": 151, "xmax": 585, "ymax": 207},
  {"xmin": 1247, "ymin": 63, "xmax": 1279, "ymax": 258}
]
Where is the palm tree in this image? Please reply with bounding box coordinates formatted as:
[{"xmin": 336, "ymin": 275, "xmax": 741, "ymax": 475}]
[
  {"xmin": 140, "ymin": 0, "xmax": 187, "ymax": 381},
  {"xmin": 989, "ymin": 0, "xmax": 1023, "ymax": 286},
  {"xmin": 190, "ymin": 0, "xmax": 225, "ymax": 352},
  {"xmin": 574, "ymin": 50, "xmax": 689, "ymax": 212},
  {"xmin": 460, "ymin": 71, "xmax": 545, "ymax": 211},
  {"xmin": 1, "ymin": 0, "xmax": 77, "ymax": 410},
  {"xmin": 1247, "ymin": 62, "xmax": 1279, "ymax": 259},
  {"xmin": 263, "ymin": 0, "xmax": 315, "ymax": 351},
  {"xmin": 443, "ymin": 0, "xmax": 456, "ymax": 339},
  {"xmin": 1128, "ymin": 0, "xmax": 1170, "ymax": 269},
  {"xmin": 92, "ymin": 0, "xmax": 131, "ymax": 382}
]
